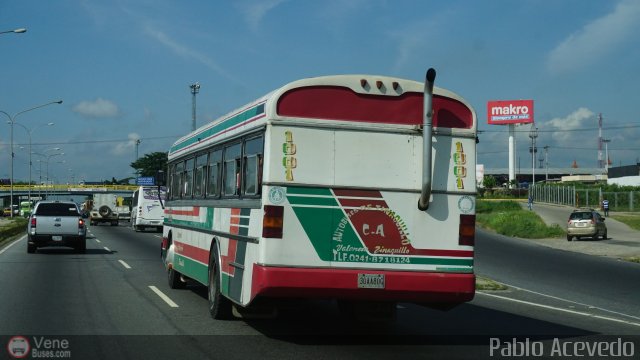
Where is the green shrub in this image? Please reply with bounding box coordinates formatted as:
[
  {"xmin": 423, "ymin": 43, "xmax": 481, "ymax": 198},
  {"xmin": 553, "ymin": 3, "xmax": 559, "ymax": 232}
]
[
  {"xmin": 0, "ymin": 218, "xmax": 27, "ymax": 242},
  {"xmin": 476, "ymin": 200, "xmax": 565, "ymax": 238}
]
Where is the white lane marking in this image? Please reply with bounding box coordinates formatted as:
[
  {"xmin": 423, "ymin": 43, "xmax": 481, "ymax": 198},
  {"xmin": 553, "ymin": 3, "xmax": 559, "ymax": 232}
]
[
  {"xmin": 149, "ymin": 286, "xmax": 179, "ymax": 308},
  {"xmin": 154, "ymin": 235, "xmax": 162, "ymax": 238},
  {"xmin": 95, "ymin": 239, "xmax": 101, "ymax": 243},
  {"xmin": 478, "ymin": 292, "xmax": 640, "ymax": 327},
  {"xmin": 103, "ymin": 246, "xmax": 111, "ymax": 252},
  {"xmin": 494, "ymin": 280, "xmax": 640, "ymax": 322},
  {"xmin": 0, "ymin": 235, "xmax": 26, "ymax": 255},
  {"xmin": 118, "ymin": 260, "xmax": 132, "ymax": 269}
]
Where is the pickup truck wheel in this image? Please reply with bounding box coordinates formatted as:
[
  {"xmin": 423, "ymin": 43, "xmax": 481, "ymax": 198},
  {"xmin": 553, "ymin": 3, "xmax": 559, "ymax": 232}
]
[{"xmin": 27, "ymin": 243, "xmax": 36, "ymax": 253}]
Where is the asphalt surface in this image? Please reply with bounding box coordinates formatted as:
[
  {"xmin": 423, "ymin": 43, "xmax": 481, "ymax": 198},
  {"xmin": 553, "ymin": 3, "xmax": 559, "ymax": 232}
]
[{"xmin": 1, "ymin": 220, "xmax": 639, "ymax": 359}]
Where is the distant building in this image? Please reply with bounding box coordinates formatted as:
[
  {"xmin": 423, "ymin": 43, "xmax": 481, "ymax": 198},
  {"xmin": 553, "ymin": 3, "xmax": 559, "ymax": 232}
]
[{"xmin": 607, "ymin": 163, "xmax": 640, "ymax": 186}]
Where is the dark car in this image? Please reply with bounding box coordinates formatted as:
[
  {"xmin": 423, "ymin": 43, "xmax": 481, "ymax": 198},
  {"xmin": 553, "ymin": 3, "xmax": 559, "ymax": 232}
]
[{"xmin": 566, "ymin": 208, "xmax": 607, "ymax": 241}]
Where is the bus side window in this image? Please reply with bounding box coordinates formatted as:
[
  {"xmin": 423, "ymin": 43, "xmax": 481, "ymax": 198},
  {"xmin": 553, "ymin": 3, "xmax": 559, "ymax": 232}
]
[
  {"xmin": 194, "ymin": 154, "xmax": 208, "ymax": 198},
  {"xmin": 223, "ymin": 143, "xmax": 242, "ymax": 197},
  {"xmin": 183, "ymin": 158, "xmax": 195, "ymax": 198},
  {"xmin": 173, "ymin": 161, "xmax": 184, "ymax": 199},
  {"xmin": 243, "ymin": 154, "xmax": 259, "ymax": 195},
  {"xmin": 207, "ymin": 149, "xmax": 222, "ymax": 198},
  {"xmin": 243, "ymin": 136, "xmax": 264, "ymax": 196}
]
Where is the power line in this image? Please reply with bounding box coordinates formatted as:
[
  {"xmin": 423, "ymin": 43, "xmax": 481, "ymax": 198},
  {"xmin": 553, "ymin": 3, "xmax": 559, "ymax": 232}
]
[{"xmin": 18, "ymin": 135, "xmax": 181, "ymax": 147}]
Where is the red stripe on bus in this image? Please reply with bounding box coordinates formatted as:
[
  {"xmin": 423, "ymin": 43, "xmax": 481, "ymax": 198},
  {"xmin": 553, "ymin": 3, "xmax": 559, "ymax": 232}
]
[
  {"xmin": 165, "ymin": 207, "xmax": 200, "ymax": 216},
  {"xmin": 277, "ymin": 87, "xmax": 473, "ymax": 129},
  {"xmin": 174, "ymin": 240, "xmax": 209, "ymax": 264},
  {"xmin": 251, "ymin": 265, "xmax": 475, "ymax": 303}
]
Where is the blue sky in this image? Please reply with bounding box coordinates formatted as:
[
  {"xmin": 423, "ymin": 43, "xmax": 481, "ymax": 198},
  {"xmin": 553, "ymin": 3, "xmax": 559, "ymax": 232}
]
[{"xmin": 1, "ymin": 0, "xmax": 639, "ymax": 184}]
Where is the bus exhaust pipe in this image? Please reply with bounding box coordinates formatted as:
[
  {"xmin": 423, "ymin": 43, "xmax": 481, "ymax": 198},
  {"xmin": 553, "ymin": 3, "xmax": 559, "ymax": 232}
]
[{"xmin": 418, "ymin": 68, "xmax": 436, "ymax": 211}]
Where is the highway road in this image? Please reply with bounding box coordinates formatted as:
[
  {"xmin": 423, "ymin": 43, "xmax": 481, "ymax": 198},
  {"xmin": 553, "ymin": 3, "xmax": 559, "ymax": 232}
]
[{"xmin": 0, "ymin": 224, "xmax": 639, "ymax": 359}]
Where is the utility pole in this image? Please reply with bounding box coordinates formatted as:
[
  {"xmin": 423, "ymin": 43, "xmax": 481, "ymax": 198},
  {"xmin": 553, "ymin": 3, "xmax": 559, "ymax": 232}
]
[
  {"xmin": 135, "ymin": 139, "xmax": 141, "ymax": 161},
  {"xmin": 135, "ymin": 139, "xmax": 141, "ymax": 178},
  {"xmin": 528, "ymin": 125, "xmax": 538, "ymax": 185},
  {"xmin": 544, "ymin": 146, "xmax": 549, "ymax": 182},
  {"xmin": 190, "ymin": 83, "xmax": 200, "ymax": 131}
]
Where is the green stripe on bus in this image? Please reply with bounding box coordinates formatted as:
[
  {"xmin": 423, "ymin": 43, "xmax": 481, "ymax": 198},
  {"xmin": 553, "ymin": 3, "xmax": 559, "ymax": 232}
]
[
  {"xmin": 286, "ymin": 187, "xmax": 333, "ymax": 196},
  {"xmin": 174, "ymin": 254, "xmax": 208, "ymax": 285},
  {"xmin": 170, "ymin": 104, "xmax": 265, "ymax": 153},
  {"xmin": 287, "ymin": 195, "xmax": 339, "ymax": 207}
]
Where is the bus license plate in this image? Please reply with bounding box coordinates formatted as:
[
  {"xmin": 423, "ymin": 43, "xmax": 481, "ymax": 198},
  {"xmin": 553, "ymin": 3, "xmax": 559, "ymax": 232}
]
[
  {"xmin": 52, "ymin": 235, "xmax": 62, "ymax": 241},
  {"xmin": 358, "ymin": 274, "xmax": 385, "ymax": 289}
]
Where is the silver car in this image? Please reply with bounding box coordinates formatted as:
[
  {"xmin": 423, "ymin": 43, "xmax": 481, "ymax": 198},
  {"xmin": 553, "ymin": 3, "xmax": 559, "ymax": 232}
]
[{"xmin": 566, "ymin": 209, "xmax": 607, "ymax": 241}]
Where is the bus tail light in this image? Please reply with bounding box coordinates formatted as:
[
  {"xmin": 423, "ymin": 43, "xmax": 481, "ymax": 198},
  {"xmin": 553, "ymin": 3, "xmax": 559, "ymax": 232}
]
[
  {"xmin": 459, "ymin": 214, "xmax": 475, "ymax": 246},
  {"xmin": 262, "ymin": 205, "xmax": 284, "ymax": 238}
]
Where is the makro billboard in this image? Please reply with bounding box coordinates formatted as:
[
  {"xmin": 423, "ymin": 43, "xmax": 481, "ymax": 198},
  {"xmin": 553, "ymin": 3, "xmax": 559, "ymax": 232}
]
[{"xmin": 487, "ymin": 100, "xmax": 534, "ymax": 125}]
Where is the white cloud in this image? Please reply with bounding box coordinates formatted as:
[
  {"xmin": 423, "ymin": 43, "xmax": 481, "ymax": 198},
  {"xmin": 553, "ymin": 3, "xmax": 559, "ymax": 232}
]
[
  {"xmin": 142, "ymin": 24, "xmax": 233, "ymax": 81},
  {"xmin": 547, "ymin": 0, "xmax": 640, "ymax": 74},
  {"xmin": 237, "ymin": 0, "xmax": 288, "ymax": 31},
  {"xmin": 112, "ymin": 133, "xmax": 141, "ymax": 156},
  {"xmin": 72, "ymin": 98, "xmax": 120, "ymax": 119},
  {"xmin": 544, "ymin": 107, "xmax": 595, "ymax": 143}
]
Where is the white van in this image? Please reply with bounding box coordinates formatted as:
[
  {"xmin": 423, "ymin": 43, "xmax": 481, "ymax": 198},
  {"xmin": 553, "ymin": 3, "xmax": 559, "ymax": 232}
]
[{"xmin": 131, "ymin": 186, "xmax": 167, "ymax": 232}]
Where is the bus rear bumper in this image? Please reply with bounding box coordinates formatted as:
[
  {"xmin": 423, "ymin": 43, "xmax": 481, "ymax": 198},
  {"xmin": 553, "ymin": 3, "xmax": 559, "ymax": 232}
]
[{"xmin": 251, "ymin": 265, "xmax": 475, "ymax": 304}]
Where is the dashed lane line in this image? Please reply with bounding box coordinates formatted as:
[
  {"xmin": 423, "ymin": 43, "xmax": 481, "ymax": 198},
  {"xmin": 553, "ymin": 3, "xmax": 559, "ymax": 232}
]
[{"xmin": 149, "ymin": 286, "xmax": 179, "ymax": 308}]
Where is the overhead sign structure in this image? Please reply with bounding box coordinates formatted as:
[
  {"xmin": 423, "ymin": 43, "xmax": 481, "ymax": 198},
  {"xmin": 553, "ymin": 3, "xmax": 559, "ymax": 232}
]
[
  {"xmin": 136, "ymin": 176, "xmax": 155, "ymax": 186},
  {"xmin": 487, "ymin": 100, "xmax": 534, "ymax": 125}
]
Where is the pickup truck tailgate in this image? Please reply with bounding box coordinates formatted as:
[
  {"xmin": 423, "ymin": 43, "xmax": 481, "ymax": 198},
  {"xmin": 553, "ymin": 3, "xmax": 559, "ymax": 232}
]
[{"xmin": 36, "ymin": 217, "xmax": 80, "ymax": 235}]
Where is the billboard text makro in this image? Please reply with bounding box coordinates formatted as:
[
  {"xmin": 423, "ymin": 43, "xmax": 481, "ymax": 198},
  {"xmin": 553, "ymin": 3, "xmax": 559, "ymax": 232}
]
[{"xmin": 487, "ymin": 100, "xmax": 534, "ymax": 125}]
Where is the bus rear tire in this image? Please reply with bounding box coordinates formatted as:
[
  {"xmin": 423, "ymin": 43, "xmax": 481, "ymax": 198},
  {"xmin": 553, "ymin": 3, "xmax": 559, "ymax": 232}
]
[
  {"xmin": 208, "ymin": 245, "xmax": 232, "ymax": 320},
  {"xmin": 168, "ymin": 267, "xmax": 185, "ymax": 289}
]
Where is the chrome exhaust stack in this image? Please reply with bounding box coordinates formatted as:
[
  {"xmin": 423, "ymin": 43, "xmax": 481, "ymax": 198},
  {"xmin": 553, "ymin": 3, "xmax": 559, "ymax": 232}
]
[{"xmin": 418, "ymin": 68, "xmax": 436, "ymax": 211}]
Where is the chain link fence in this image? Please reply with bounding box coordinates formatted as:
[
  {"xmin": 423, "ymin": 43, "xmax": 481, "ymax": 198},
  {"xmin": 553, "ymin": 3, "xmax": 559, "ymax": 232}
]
[{"xmin": 530, "ymin": 185, "xmax": 640, "ymax": 212}]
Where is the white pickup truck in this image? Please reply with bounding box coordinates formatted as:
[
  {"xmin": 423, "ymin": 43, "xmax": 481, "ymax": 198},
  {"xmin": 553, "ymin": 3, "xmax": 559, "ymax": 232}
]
[{"xmin": 27, "ymin": 200, "xmax": 87, "ymax": 253}]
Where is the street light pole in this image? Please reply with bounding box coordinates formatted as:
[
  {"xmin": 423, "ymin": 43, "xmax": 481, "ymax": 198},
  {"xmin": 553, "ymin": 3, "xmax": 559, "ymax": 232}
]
[
  {"xmin": 45, "ymin": 154, "xmax": 65, "ymax": 198},
  {"xmin": 0, "ymin": 28, "xmax": 26, "ymax": 35},
  {"xmin": 1, "ymin": 100, "xmax": 62, "ymax": 218},
  {"xmin": 543, "ymin": 145, "xmax": 550, "ymax": 182},
  {"xmin": 190, "ymin": 83, "xmax": 200, "ymax": 131},
  {"xmin": 528, "ymin": 125, "xmax": 538, "ymax": 187},
  {"xmin": 12, "ymin": 122, "xmax": 54, "ymax": 205},
  {"xmin": 602, "ymin": 139, "xmax": 611, "ymax": 173}
]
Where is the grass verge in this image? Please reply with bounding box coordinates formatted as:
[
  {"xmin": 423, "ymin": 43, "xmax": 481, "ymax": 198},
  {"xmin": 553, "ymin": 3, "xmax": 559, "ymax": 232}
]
[
  {"xmin": 476, "ymin": 276, "xmax": 508, "ymax": 291},
  {"xmin": 0, "ymin": 218, "xmax": 27, "ymax": 248},
  {"xmin": 624, "ymin": 256, "xmax": 640, "ymax": 264},
  {"xmin": 476, "ymin": 200, "xmax": 565, "ymax": 238},
  {"xmin": 610, "ymin": 214, "xmax": 640, "ymax": 231}
]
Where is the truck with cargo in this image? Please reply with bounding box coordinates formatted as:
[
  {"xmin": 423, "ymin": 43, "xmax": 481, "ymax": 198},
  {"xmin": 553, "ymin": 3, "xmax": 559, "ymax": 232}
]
[{"xmin": 87, "ymin": 193, "xmax": 119, "ymax": 226}]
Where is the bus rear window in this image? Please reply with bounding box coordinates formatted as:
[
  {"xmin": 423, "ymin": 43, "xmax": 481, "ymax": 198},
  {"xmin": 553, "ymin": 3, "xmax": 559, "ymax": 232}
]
[{"xmin": 276, "ymin": 86, "xmax": 472, "ymax": 129}]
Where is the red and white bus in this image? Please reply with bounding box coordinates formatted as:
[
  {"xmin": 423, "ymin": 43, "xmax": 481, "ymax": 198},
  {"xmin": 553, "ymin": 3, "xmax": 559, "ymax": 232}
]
[{"xmin": 161, "ymin": 69, "xmax": 477, "ymax": 319}]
